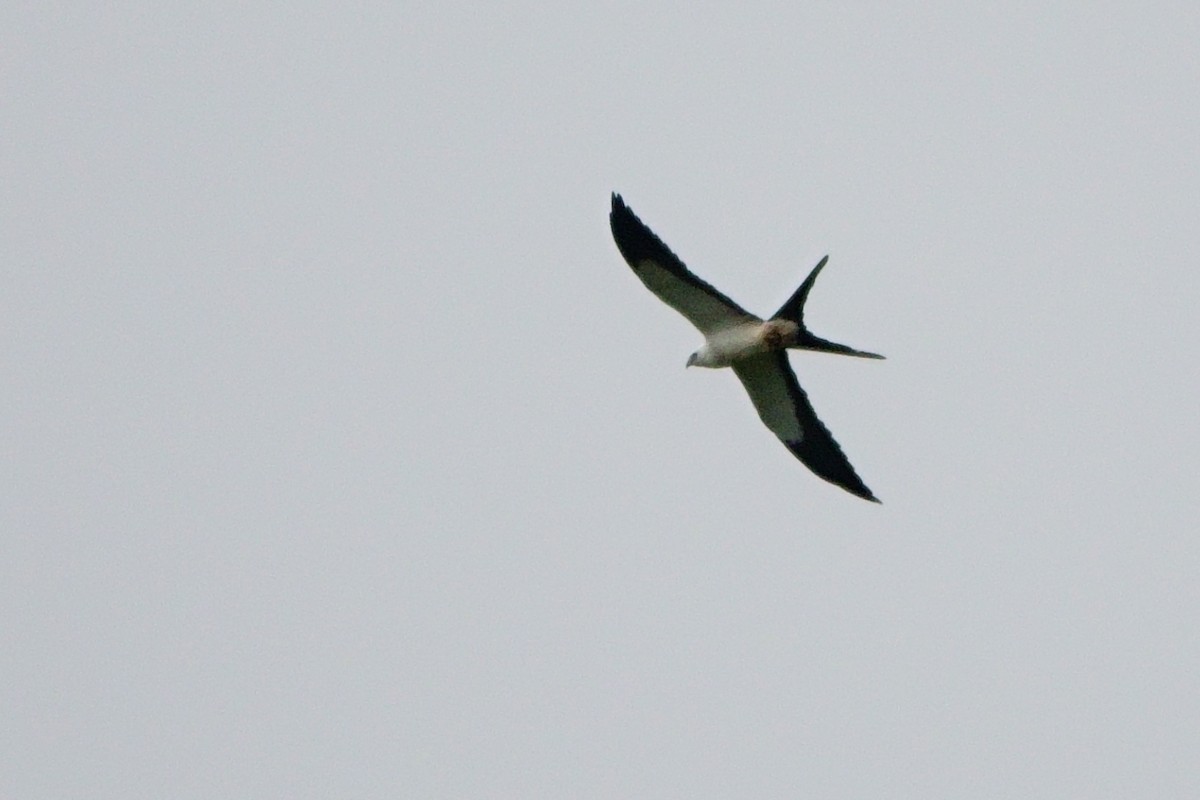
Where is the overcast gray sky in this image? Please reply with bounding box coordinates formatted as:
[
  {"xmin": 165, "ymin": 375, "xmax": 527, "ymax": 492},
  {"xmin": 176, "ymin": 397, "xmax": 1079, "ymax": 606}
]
[{"xmin": 5, "ymin": 3, "xmax": 1200, "ymax": 797}]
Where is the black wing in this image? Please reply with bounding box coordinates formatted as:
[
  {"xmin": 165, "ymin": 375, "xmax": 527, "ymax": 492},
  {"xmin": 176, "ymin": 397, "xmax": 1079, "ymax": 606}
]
[
  {"xmin": 732, "ymin": 351, "xmax": 879, "ymax": 502},
  {"xmin": 610, "ymin": 194, "xmax": 757, "ymax": 334}
]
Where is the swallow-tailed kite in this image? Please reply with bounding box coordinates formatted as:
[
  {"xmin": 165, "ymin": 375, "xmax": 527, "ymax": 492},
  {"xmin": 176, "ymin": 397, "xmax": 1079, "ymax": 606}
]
[{"xmin": 609, "ymin": 193, "xmax": 883, "ymax": 502}]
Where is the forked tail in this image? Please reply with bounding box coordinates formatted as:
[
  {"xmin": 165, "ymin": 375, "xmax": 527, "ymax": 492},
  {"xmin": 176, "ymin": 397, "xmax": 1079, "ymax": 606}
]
[{"xmin": 771, "ymin": 256, "xmax": 885, "ymax": 359}]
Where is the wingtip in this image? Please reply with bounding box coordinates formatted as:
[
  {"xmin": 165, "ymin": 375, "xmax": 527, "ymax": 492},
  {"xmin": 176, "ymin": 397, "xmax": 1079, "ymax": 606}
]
[
  {"xmin": 852, "ymin": 486, "xmax": 881, "ymax": 503},
  {"xmin": 849, "ymin": 482, "xmax": 881, "ymax": 503},
  {"xmin": 609, "ymin": 194, "xmax": 665, "ymax": 266},
  {"xmin": 838, "ymin": 482, "xmax": 882, "ymax": 504},
  {"xmin": 610, "ymin": 193, "xmax": 632, "ymax": 227}
]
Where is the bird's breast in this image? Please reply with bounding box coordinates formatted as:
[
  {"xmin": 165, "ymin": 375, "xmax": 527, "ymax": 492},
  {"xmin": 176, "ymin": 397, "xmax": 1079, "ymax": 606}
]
[{"xmin": 699, "ymin": 320, "xmax": 796, "ymax": 367}]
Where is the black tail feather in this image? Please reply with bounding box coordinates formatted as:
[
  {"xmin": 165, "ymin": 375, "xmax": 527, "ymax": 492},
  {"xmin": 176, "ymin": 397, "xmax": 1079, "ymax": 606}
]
[
  {"xmin": 773, "ymin": 256, "xmax": 885, "ymax": 359},
  {"xmin": 772, "ymin": 255, "xmax": 828, "ymax": 325}
]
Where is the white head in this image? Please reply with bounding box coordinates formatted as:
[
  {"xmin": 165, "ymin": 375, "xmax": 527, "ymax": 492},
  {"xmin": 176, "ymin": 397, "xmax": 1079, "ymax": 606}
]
[{"xmin": 686, "ymin": 347, "xmax": 720, "ymax": 368}]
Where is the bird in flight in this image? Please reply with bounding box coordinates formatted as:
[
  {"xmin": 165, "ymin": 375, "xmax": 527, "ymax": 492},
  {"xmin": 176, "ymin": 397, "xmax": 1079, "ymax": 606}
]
[{"xmin": 609, "ymin": 193, "xmax": 883, "ymax": 502}]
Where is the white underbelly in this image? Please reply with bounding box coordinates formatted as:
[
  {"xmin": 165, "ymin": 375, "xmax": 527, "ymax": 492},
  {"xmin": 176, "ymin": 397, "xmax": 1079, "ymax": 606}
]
[
  {"xmin": 706, "ymin": 326, "xmax": 767, "ymax": 363},
  {"xmin": 698, "ymin": 319, "xmax": 799, "ymax": 367}
]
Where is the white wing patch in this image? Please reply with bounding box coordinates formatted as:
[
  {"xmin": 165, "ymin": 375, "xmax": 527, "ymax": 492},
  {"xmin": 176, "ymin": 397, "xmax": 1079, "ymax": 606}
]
[
  {"xmin": 633, "ymin": 259, "xmax": 755, "ymax": 335},
  {"xmin": 732, "ymin": 353, "xmax": 804, "ymax": 443}
]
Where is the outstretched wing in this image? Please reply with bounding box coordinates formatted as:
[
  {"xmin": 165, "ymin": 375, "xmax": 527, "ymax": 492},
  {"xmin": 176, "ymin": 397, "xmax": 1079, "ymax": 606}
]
[
  {"xmin": 610, "ymin": 194, "xmax": 757, "ymax": 334},
  {"xmin": 732, "ymin": 351, "xmax": 879, "ymax": 502}
]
